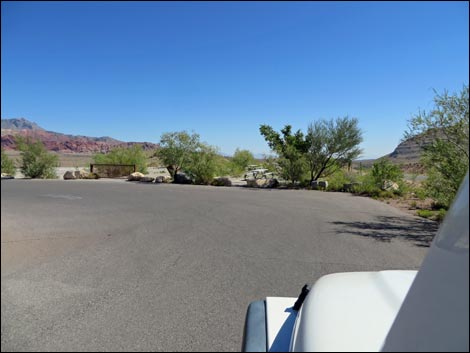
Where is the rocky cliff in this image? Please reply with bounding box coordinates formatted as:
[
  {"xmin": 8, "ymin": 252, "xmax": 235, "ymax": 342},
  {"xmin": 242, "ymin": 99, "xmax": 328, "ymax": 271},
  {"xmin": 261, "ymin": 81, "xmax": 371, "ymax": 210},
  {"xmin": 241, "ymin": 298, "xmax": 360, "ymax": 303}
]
[{"xmin": 387, "ymin": 135, "xmax": 425, "ymax": 162}]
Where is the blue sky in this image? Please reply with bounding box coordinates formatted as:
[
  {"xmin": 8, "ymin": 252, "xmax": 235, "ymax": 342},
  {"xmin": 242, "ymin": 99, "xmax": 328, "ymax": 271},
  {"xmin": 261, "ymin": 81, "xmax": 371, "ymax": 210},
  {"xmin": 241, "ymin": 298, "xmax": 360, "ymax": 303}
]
[{"xmin": 1, "ymin": 1, "xmax": 468, "ymax": 159}]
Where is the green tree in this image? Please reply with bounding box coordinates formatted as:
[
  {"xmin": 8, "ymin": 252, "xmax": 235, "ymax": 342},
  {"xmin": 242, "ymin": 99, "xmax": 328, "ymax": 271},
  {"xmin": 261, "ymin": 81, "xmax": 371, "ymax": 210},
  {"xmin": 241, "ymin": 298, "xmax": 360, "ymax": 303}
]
[
  {"xmin": 17, "ymin": 137, "xmax": 59, "ymax": 179},
  {"xmin": 93, "ymin": 145, "xmax": 148, "ymax": 174},
  {"xmin": 405, "ymin": 86, "xmax": 469, "ymax": 208},
  {"xmin": 278, "ymin": 145, "xmax": 307, "ymax": 184},
  {"xmin": 230, "ymin": 148, "xmax": 255, "ymax": 175},
  {"xmin": 370, "ymin": 158, "xmax": 404, "ymax": 189},
  {"xmin": 157, "ymin": 131, "xmax": 201, "ymax": 180},
  {"xmin": 306, "ymin": 117, "xmax": 363, "ymax": 182},
  {"xmin": 1, "ymin": 148, "xmax": 16, "ymax": 175},
  {"xmin": 185, "ymin": 144, "xmax": 219, "ymax": 184},
  {"xmin": 259, "ymin": 125, "xmax": 308, "ymax": 183}
]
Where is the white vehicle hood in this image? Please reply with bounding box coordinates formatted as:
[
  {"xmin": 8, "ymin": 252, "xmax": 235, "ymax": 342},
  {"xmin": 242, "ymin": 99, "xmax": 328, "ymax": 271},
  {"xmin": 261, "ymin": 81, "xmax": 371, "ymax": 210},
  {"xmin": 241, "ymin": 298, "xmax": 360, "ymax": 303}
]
[{"xmin": 289, "ymin": 270, "xmax": 417, "ymax": 352}]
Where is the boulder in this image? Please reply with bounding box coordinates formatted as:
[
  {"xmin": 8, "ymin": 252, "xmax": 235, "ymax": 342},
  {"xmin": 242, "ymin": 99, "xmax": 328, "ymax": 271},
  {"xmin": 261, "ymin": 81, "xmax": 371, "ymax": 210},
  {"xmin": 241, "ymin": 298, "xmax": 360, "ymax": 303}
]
[
  {"xmin": 311, "ymin": 180, "xmax": 328, "ymax": 190},
  {"xmin": 211, "ymin": 177, "xmax": 232, "ymax": 187},
  {"xmin": 246, "ymin": 178, "xmax": 279, "ymax": 188},
  {"xmin": 128, "ymin": 172, "xmax": 145, "ymax": 181},
  {"xmin": 140, "ymin": 176, "xmax": 155, "ymax": 183},
  {"xmin": 74, "ymin": 169, "xmax": 89, "ymax": 179},
  {"xmin": 155, "ymin": 175, "xmax": 172, "ymax": 183},
  {"xmin": 63, "ymin": 171, "xmax": 77, "ymax": 180},
  {"xmin": 174, "ymin": 172, "xmax": 192, "ymax": 184},
  {"xmin": 266, "ymin": 178, "xmax": 279, "ymax": 188},
  {"xmin": 246, "ymin": 178, "xmax": 261, "ymax": 188},
  {"xmin": 83, "ymin": 172, "xmax": 100, "ymax": 179},
  {"xmin": 382, "ymin": 180, "xmax": 399, "ymax": 191}
]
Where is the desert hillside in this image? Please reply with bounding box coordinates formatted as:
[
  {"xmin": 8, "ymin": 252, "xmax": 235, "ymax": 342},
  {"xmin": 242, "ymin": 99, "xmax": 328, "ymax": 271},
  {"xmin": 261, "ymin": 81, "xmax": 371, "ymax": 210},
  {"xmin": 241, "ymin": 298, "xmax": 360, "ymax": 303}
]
[{"xmin": 1, "ymin": 118, "xmax": 158, "ymax": 153}]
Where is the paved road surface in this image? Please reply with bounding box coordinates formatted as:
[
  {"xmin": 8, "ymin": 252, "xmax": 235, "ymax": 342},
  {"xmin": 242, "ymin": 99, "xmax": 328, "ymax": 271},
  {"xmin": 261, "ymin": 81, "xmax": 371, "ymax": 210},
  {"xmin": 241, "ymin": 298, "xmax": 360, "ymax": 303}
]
[{"xmin": 1, "ymin": 179, "xmax": 437, "ymax": 352}]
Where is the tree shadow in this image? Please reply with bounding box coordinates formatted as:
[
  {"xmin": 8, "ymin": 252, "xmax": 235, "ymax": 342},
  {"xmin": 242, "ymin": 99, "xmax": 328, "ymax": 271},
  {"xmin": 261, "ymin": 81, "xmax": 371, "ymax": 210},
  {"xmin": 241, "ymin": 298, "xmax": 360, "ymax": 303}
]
[{"xmin": 331, "ymin": 215, "xmax": 439, "ymax": 247}]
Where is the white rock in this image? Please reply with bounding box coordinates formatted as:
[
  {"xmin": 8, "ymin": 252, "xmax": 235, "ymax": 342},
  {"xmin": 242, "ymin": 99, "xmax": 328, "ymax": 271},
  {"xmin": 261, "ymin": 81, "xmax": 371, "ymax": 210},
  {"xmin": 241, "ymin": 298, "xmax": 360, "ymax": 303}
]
[{"xmin": 128, "ymin": 172, "xmax": 145, "ymax": 181}]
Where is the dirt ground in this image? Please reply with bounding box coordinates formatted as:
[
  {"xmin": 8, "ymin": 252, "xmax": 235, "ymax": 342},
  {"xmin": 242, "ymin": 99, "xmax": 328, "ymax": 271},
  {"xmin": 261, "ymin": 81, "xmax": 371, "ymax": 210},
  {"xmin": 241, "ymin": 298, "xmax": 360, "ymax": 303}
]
[{"xmin": 379, "ymin": 196, "xmax": 436, "ymax": 218}]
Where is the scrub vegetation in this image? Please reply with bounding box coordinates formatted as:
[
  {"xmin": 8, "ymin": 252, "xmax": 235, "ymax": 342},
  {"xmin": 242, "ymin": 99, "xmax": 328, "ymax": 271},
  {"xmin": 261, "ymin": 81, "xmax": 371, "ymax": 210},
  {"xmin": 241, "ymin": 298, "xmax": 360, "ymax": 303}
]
[
  {"xmin": 93, "ymin": 145, "xmax": 149, "ymax": 174},
  {"xmin": 8, "ymin": 86, "xmax": 467, "ymax": 223},
  {"xmin": 1, "ymin": 147, "xmax": 16, "ymax": 175},
  {"xmin": 16, "ymin": 137, "xmax": 59, "ymax": 179}
]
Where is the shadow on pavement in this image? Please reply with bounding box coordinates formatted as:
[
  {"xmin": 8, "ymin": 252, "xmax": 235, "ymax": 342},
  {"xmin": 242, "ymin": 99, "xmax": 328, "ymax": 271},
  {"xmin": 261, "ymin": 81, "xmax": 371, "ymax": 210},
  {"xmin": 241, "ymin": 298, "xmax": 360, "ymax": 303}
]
[{"xmin": 331, "ymin": 215, "xmax": 439, "ymax": 247}]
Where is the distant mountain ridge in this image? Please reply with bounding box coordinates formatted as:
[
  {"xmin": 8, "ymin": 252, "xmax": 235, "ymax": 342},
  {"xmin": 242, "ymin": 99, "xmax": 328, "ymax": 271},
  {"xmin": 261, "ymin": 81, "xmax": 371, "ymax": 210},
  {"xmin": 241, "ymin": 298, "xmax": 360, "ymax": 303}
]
[
  {"xmin": 1, "ymin": 117, "xmax": 44, "ymax": 131},
  {"xmin": 1, "ymin": 118, "xmax": 158, "ymax": 153},
  {"xmin": 1, "ymin": 118, "xmax": 434, "ymax": 164}
]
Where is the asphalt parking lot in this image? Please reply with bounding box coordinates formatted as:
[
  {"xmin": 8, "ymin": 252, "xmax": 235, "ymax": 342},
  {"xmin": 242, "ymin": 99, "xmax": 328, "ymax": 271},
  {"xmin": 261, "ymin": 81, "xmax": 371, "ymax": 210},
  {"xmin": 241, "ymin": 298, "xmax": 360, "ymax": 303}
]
[{"xmin": 1, "ymin": 179, "xmax": 437, "ymax": 351}]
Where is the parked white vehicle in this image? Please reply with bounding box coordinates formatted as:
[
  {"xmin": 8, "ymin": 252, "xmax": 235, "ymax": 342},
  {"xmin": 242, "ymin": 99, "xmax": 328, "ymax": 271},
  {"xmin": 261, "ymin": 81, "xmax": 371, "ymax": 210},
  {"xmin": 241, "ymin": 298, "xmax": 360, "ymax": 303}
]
[{"xmin": 242, "ymin": 173, "xmax": 469, "ymax": 352}]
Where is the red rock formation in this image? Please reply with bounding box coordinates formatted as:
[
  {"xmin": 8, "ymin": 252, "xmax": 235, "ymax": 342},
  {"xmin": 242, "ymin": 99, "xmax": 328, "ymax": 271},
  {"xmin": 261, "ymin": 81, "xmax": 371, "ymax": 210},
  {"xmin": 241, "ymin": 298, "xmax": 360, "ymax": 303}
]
[{"xmin": 1, "ymin": 128, "xmax": 158, "ymax": 153}]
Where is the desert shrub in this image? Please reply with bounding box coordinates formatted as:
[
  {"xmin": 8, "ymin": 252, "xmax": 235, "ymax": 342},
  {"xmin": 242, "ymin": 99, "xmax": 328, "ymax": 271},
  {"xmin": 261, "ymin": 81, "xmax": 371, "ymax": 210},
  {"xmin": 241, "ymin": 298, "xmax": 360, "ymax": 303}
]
[
  {"xmin": 93, "ymin": 145, "xmax": 148, "ymax": 174},
  {"xmin": 1, "ymin": 148, "xmax": 16, "ymax": 175},
  {"xmin": 351, "ymin": 160, "xmax": 405, "ymax": 198},
  {"xmin": 350, "ymin": 173, "xmax": 394, "ymax": 199},
  {"xmin": 214, "ymin": 155, "xmax": 233, "ymax": 176},
  {"xmin": 377, "ymin": 190, "xmax": 396, "ymax": 199},
  {"xmin": 406, "ymin": 86, "xmax": 468, "ymax": 209},
  {"xmin": 424, "ymin": 166, "xmax": 464, "ymax": 209},
  {"xmin": 434, "ymin": 208, "xmax": 447, "ymax": 222},
  {"xmin": 185, "ymin": 144, "xmax": 219, "ymax": 184},
  {"xmin": 417, "ymin": 208, "xmax": 447, "ymax": 222},
  {"xmin": 230, "ymin": 148, "xmax": 255, "ymax": 175},
  {"xmin": 353, "ymin": 174, "xmax": 379, "ymax": 195},
  {"xmin": 417, "ymin": 209, "xmax": 434, "ymax": 219},
  {"xmin": 413, "ymin": 186, "xmax": 427, "ymax": 200},
  {"xmin": 327, "ymin": 169, "xmax": 356, "ymax": 191},
  {"xmin": 370, "ymin": 158, "xmax": 404, "ymax": 189},
  {"xmin": 393, "ymin": 180, "xmax": 409, "ymax": 197},
  {"xmin": 17, "ymin": 137, "xmax": 58, "ymax": 179}
]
